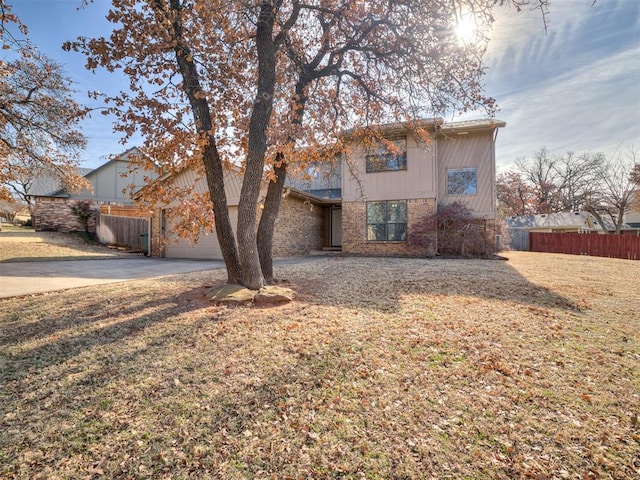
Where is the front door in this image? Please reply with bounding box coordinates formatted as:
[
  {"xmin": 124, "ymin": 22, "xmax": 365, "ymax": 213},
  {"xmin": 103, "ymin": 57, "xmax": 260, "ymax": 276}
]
[{"xmin": 331, "ymin": 207, "xmax": 342, "ymax": 247}]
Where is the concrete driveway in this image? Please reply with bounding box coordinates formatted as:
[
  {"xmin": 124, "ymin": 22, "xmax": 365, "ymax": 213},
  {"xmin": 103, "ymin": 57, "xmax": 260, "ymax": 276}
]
[{"xmin": 0, "ymin": 258, "xmax": 222, "ymax": 298}]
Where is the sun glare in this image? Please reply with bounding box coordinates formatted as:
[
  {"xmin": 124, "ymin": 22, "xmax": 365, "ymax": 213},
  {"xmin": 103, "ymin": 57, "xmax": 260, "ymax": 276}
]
[{"xmin": 455, "ymin": 13, "xmax": 479, "ymax": 46}]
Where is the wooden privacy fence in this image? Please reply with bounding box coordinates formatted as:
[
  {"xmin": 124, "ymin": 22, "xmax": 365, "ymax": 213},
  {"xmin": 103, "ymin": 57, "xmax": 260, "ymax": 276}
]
[
  {"xmin": 99, "ymin": 205, "xmax": 149, "ymax": 218},
  {"xmin": 96, "ymin": 213, "xmax": 149, "ymax": 252},
  {"xmin": 530, "ymin": 232, "xmax": 640, "ymax": 260}
]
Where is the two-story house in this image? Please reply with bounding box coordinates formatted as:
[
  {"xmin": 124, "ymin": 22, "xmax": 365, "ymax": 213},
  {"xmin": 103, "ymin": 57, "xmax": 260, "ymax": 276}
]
[
  {"xmin": 151, "ymin": 118, "xmax": 505, "ymax": 258},
  {"xmin": 28, "ymin": 147, "xmax": 156, "ymax": 232}
]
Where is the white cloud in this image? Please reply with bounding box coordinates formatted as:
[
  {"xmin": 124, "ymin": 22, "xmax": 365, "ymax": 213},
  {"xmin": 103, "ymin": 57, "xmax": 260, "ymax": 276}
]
[{"xmin": 495, "ymin": 46, "xmax": 640, "ymax": 168}]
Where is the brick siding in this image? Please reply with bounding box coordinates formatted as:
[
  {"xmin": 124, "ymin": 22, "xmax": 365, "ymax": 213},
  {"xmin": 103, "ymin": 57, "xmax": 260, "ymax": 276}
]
[
  {"xmin": 342, "ymin": 198, "xmax": 437, "ymax": 256},
  {"xmin": 34, "ymin": 200, "xmax": 98, "ymax": 233},
  {"xmin": 272, "ymin": 195, "xmax": 324, "ymax": 257},
  {"xmin": 149, "ymin": 195, "xmax": 324, "ymax": 258}
]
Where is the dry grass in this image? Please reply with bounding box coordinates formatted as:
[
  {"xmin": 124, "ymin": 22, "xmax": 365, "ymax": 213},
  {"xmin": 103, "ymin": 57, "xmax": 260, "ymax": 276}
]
[
  {"xmin": 0, "ymin": 252, "xmax": 638, "ymax": 479},
  {"xmin": 0, "ymin": 226, "xmax": 135, "ymax": 262}
]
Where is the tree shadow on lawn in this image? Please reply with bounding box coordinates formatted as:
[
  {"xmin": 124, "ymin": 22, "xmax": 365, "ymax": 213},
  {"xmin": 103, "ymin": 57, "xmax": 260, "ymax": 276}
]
[
  {"xmin": 0, "ymin": 281, "xmax": 214, "ymax": 384},
  {"xmin": 0, "ymin": 258, "xmax": 631, "ymax": 477},
  {"xmin": 0, "ymin": 256, "xmax": 581, "ymax": 405},
  {"xmin": 287, "ymin": 256, "xmax": 582, "ymax": 314}
]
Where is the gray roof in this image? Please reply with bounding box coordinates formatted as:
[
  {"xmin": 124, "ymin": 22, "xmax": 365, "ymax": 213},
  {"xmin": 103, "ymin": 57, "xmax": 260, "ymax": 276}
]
[
  {"xmin": 27, "ymin": 167, "xmax": 94, "ymax": 197},
  {"xmin": 506, "ymin": 212, "xmax": 626, "ymax": 232},
  {"xmin": 506, "ymin": 212, "xmax": 592, "ymax": 229}
]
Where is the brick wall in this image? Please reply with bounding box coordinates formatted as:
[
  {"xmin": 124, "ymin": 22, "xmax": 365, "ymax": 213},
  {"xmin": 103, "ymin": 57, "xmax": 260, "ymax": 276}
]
[
  {"xmin": 342, "ymin": 198, "xmax": 437, "ymax": 256},
  {"xmin": 149, "ymin": 195, "xmax": 324, "ymax": 258},
  {"xmin": 34, "ymin": 200, "xmax": 98, "ymax": 233},
  {"xmin": 272, "ymin": 196, "xmax": 324, "ymax": 257},
  {"xmin": 149, "ymin": 210, "xmax": 163, "ymax": 257}
]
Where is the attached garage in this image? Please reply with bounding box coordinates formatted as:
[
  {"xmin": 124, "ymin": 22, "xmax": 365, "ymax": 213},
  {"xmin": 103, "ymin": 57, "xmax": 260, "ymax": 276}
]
[
  {"xmin": 162, "ymin": 206, "xmax": 238, "ymax": 259},
  {"xmin": 150, "ymin": 165, "xmax": 332, "ymax": 259}
]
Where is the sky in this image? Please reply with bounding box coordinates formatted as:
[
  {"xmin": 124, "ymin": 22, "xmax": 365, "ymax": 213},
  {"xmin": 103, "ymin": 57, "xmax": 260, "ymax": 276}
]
[{"xmin": 7, "ymin": 0, "xmax": 640, "ymax": 171}]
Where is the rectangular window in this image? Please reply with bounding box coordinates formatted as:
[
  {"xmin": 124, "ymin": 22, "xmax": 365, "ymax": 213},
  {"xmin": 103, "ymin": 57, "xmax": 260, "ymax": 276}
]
[
  {"xmin": 366, "ymin": 200, "xmax": 407, "ymax": 241},
  {"xmin": 447, "ymin": 168, "xmax": 477, "ymax": 195},
  {"xmin": 366, "ymin": 138, "xmax": 407, "ymax": 173}
]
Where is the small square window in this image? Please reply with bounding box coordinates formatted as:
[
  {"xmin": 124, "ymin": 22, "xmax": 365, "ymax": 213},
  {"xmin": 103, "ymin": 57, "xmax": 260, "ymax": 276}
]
[{"xmin": 447, "ymin": 168, "xmax": 477, "ymax": 195}]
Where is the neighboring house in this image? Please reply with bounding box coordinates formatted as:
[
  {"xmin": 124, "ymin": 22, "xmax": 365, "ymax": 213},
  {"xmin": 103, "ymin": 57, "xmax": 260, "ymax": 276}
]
[
  {"xmin": 626, "ymin": 191, "xmax": 640, "ymax": 229},
  {"xmin": 152, "ymin": 117, "xmax": 505, "ymax": 259},
  {"xmin": 27, "ymin": 147, "xmax": 156, "ymax": 232},
  {"xmin": 505, "ymin": 211, "xmax": 637, "ymax": 251},
  {"xmin": 507, "ymin": 211, "xmax": 602, "ymax": 235}
]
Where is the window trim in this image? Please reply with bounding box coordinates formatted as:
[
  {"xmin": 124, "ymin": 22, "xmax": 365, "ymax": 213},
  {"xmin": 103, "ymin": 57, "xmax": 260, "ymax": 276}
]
[
  {"xmin": 366, "ymin": 199, "xmax": 408, "ymax": 242},
  {"xmin": 446, "ymin": 167, "xmax": 478, "ymax": 196}
]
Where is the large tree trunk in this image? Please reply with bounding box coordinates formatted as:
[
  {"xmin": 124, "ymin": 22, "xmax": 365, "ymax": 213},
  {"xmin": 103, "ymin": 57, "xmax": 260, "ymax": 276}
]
[
  {"xmin": 257, "ymin": 77, "xmax": 309, "ymax": 283},
  {"xmin": 257, "ymin": 161, "xmax": 287, "ymax": 284},
  {"xmin": 167, "ymin": 0, "xmax": 242, "ymax": 284},
  {"xmin": 202, "ymin": 145, "xmax": 243, "ymax": 283},
  {"xmin": 235, "ymin": 0, "xmax": 279, "ymax": 290}
]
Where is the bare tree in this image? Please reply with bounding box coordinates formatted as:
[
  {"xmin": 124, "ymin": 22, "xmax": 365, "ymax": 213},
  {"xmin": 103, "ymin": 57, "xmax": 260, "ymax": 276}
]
[
  {"xmin": 0, "ymin": 2, "xmax": 88, "ymax": 202},
  {"xmin": 583, "ymin": 148, "xmax": 639, "ymax": 234},
  {"xmin": 510, "ymin": 148, "xmax": 603, "ymax": 215}
]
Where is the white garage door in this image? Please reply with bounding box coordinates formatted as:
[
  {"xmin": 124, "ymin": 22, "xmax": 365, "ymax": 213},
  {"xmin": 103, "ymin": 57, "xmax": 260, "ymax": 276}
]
[{"xmin": 163, "ymin": 207, "xmax": 238, "ymax": 259}]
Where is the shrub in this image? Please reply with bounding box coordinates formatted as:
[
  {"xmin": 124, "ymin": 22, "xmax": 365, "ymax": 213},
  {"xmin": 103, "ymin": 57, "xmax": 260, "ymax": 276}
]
[
  {"xmin": 70, "ymin": 200, "xmax": 95, "ymax": 234},
  {"xmin": 409, "ymin": 202, "xmax": 496, "ymax": 257}
]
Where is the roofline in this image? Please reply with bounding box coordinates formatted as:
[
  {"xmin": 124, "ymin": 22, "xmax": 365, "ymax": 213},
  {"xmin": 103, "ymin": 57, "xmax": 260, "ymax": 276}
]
[
  {"xmin": 438, "ymin": 119, "xmax": 507, "ymax": 134},
  {"xmin": 340, "ymin": 118, "xmax": 444, "ymax": 139},
  {"xmin": 287, "ymin": 187, "xmax": 341, "ymax": 205},
  {"xmin": 85, "ymin": 146, "xmax": 144, "ymax": 179}
]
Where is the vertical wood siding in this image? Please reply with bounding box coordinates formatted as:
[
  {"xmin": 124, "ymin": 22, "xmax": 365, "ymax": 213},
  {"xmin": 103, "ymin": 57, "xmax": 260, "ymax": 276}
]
[
  {"xmin": 96, "ymin": 213, "xmax": 149, "ymax": 251},
  {"xmin": 437, "ymin": 132, "xmax": 494, "ymax": 217}
]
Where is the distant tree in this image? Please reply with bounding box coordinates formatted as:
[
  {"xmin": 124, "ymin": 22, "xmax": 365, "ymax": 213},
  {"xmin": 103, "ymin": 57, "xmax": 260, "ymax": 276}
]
[
  {"xmin": 0, "ymin": 197, "xmax": 22, "ymax": 223},
  {"xmin": 69, "ymin": 0, "xmax": 550, "ymax": 288},
  {"xmin": 512, "ymin": 148, "xmax": 603, "ymax": 214},
  {"xmin": 496, "ymin": 171, "xmax": 535, "ymax": 216},
  {"xmin": 0, "ymin": 159, "xmax": 56, "ymax": 213},
  {"xmin": 500, "ymin": 148, "xmax": 604, "ymax": 216},
  {"xmin": 630, "ymin": 163, "xmax": 640, "ymax": 210},
  {"xmin": 583, "ymin": 149, "xmax": 639, "ymax": 234},
  {"xmin": 0, "ymin": 2, "xmax": 89, "ymax": 202}
]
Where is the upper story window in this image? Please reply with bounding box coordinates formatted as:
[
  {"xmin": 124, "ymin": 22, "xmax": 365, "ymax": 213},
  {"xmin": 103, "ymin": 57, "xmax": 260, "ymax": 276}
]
[
  {"xmin": 447, "ymin": 167, "xmax": 477, "ymax": 195},
  {"xmin": 306, "ymin": 164, "xmax": 319, "ymax": 179},
  {"xmin": 365, "ymin": 138, "xmax": 407, "ymax": 173}
]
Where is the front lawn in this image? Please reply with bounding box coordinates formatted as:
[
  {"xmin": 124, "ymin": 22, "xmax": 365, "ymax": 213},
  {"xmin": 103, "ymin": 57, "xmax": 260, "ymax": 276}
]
[
  {"xmin": 0, "ymin": 252, "xmax": 638, "ymax": 479},
  {"xmin": 0, "ymin": 227, "xmax": 134, "ymax": 262}
]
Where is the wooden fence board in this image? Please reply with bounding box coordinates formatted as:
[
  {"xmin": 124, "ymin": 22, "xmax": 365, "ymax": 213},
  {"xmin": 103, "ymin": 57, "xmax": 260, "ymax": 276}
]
[
  {"xmin": 97, "ymin": 213, "xmax": 149, "ymax": 251},
  {"xmin": 530, "ymin": 232, "xmax": 640, "ymax": 260},
  {"xmin": 99, "ymin": 205, "xmax": 149, "ymax": 218}
]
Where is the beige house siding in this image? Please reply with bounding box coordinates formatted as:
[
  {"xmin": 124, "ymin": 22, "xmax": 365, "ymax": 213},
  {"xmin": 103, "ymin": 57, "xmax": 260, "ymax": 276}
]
[
  {"xmin": 437, "ymin": 131, "xmax": 496, "ymax": 218},
  {"xmin": 159, "ymin": 165, "xmax": 243, "ymax": 207},
  {"xmin": 342, "ymin": 134, "xmax": 437, "ymax": 202},
  {"xmin": 288, "ymin": 159, "xmax": 342, "ymax": 192},
  {"xmin": 70, "ymin": 152, "xmax": 156, "ymax": 204},
  {"xmin": 342, "ymin": 198, "xmax": 436, "ymax": 256}
]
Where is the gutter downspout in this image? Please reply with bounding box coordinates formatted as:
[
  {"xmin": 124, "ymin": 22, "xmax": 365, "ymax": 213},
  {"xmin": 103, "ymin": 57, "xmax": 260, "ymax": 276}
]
[
  {"xmin": 492, "ymin": 127, "xmax": 500, "ymax": 252},
  {"xmin": 147, "ymin": 213, "xmax": 152, "ymax": 256},
  {"xmin": 433, "ymin": 119, "xmax": 439, "ymax": 256}
]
